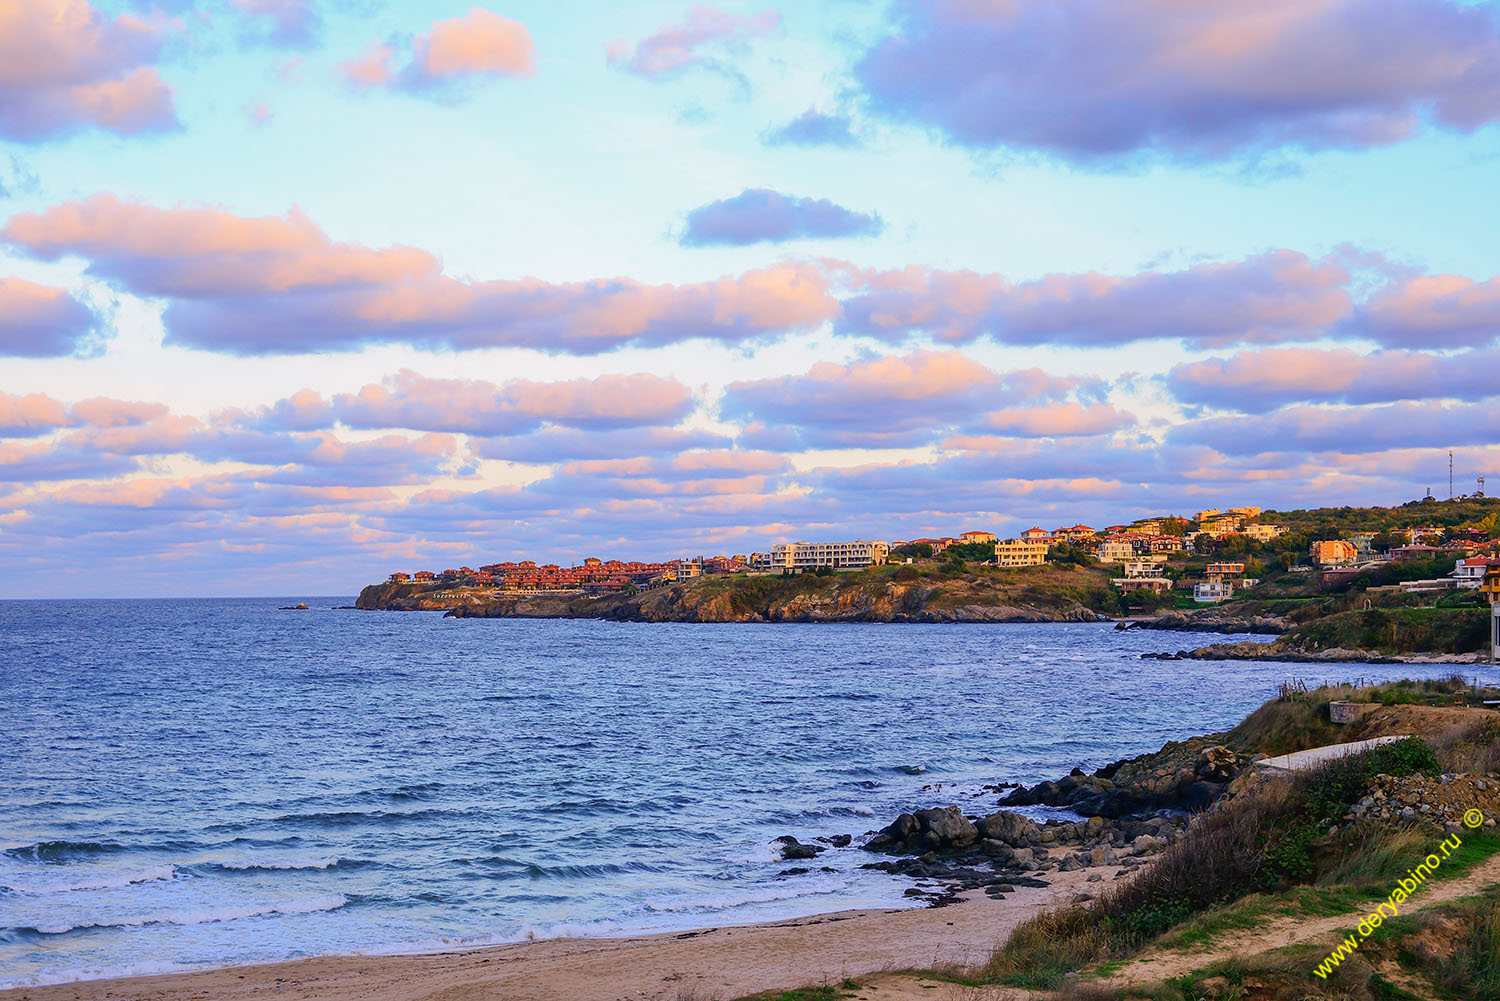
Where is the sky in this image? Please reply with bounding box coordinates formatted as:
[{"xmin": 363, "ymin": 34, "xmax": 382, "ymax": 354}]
[{"xmin": 2, "ymin": 0, "xmax": 1500, "ymax": 597}]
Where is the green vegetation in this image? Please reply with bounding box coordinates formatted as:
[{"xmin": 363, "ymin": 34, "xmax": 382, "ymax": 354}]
[
  {"xmin": 980, "ymin": 738, "xmax": 1472, "ymax": 992},
  {"xmin": 1282, "ymin": 606, "xmax": 1489, "ymax": 655}
]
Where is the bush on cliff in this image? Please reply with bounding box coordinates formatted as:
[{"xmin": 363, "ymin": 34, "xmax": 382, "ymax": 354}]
[{"xmin": 982, "ymin": 738, "xmax": 1445, "ymax": 989}]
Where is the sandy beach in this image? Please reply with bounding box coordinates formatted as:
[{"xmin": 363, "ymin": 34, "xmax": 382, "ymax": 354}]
[{"xmin": 0, "ymin": 866, "xmax": 1112, "ymax": 1001}]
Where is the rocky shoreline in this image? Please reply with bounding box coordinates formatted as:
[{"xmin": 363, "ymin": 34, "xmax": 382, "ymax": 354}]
[
  {"xmin": 1143, "ymin": 639, "xmax": 1490, "ymax": 665},
  {"xmin": 776, "ymin": 733, "xmax": 1252, "ymax": 907},
  {"xmin": 355, "ymin": 579, "xmax": 1113, "ymax": 624}
]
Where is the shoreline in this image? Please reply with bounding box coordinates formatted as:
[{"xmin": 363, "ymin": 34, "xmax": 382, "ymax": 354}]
[{"xmin": 0, "ymin": 869, "xmax": 1113, "ymax": 1001}]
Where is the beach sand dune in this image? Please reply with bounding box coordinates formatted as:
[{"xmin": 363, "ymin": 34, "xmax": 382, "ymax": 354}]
[{"xmin": 1, "ymin": 868, "xmax": 1110, "ymax": 1001}]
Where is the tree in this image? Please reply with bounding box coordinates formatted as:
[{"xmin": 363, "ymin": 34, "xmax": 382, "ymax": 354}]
[{"xmin": 945, "ymin": 542, "xmax": 996, "ymax": 562}]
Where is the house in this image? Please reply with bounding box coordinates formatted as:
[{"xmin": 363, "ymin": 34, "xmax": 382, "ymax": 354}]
[
  {"xmin": 1131, "ymin": 520, "xmax": 1162, "ymax": 535},
  {"xmin": 993, "ymin": 539, "xmax": 1049, "ymax": 567},
  {"xmin": 1226, "ymin": 506, "xmax": 1261, "ymax": 518},
  {"xmin": 1204, "ymin": 562, "xmax": 1247, "ymax": 580},
  {"xmin": 1309, "ymin": 540, "xmax": 1359, "ymax": 567},
  {"xmin": 1020, "ymin": 527, "xmax": 1052, "ymax": 543},
  {"xmin": 1244, "ymin": 524, "xmax": 1285, "ymax": 542},
  {"xmin": 1452, "ymin": 557, "xmax": 1498, "ymax": 589},
  {"xmin": 1193, "ymin": 509, "xmax": 1221, "ymax": 523},
  {"xmin": 1096, "ymin": 539, "xmax": 1136, "ymax": 563},
  {"xmin": 1390, "ymin": 544, "xmax": 1441, "ymax": 561},
  {"xmin": 1112, "ymin": 576, "xmax": 1174, "ymax": 594},
  {"xmin": 1194, "ymin": 581, "xmax": 1235, "ymax": 602},
  {"xmin": 1053, "ymin": 525, "xmax": 1096, "ymax": 542},
  {"xmin": 959, "ymin": 530, "xmax": 997, "ymax": 544},
  {"xmin": 413, "ymin": 570, "xmax": 436, "ymax": 581},
  {"xmin": 387, "ymin": 572, "xmax": 411, "ymax": 583},
  {"xmin": 1120, "ymin": 556, "xmax": 1169, "ymax": 578},
  {"xmin": 1149, "ymin": 536, "xmax": 1184, "ymax": 553}
]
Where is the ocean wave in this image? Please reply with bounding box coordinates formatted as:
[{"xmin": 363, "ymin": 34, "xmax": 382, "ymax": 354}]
[
  {"xmin": 1, "ymin": 865, "xmax": 177, "ymax": 895},
  {"xmin": 4, "ymin": 893, "xmax": 349, "ymax": 939},
  {"xmin": 199, "ymin": 856, "xmax": 353, "ymax": 872},
  {"xmin": 3, "ymin": 841, "xmax": 134, "ymax": 863},
  {"xmin": 454, "ymin": 857, "xmax": 665, "ymax": 879}
]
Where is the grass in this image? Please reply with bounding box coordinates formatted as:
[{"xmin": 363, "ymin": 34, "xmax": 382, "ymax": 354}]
[
  {"xmin": 977, "ymin": 737, "xmax": 1481, "ymax": 991},
  {"xmin": 730, "ymin": 983, "xmax": 859, "ymax": 1001}
]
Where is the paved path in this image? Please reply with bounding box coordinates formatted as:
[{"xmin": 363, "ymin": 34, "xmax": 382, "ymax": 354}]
[{"xmin": 1257, "ymin": 734, "xmax": 1411, "ymax": 772}]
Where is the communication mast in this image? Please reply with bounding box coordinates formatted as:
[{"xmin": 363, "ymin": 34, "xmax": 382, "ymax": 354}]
[
  {"xmin": 1450, "ymin": 449, "xmax": 1454, "ymax": 500},
  {"xmin": 1480, "ymin": 476, "xmax": 1488, "ymax": 499}
]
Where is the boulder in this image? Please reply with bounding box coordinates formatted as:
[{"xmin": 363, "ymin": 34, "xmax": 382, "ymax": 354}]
[
  {"xmin": 976, "ymin": 811, "xmax": 1040, "ymax": 846},
  {"xmin": 1194, "ymin": 745, "xmax": 1240, "ymax": 783},
  {"xmin": 775, "ymin": 836, "xmax": 824, "ymax": 860}
]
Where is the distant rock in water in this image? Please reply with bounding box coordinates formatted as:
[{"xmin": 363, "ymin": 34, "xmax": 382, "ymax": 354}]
[{"xmin": 279, "ymin": 603, "xmax": 309, "ymax": 610}]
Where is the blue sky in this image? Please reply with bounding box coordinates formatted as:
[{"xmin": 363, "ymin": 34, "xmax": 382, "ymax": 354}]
[{"xmin": 2, "ymin": 0, "xmax": 1500, "ymax": 596}]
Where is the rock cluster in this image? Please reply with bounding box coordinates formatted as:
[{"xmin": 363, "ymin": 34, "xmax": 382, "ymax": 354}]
[
  {"xmin": 1343, "ymin": 771, "xmax": 1500, "ymax": 831},
  {"xmin": 849, "ymin": 805, "xmax": 1183, "ymax": 904},
  {"xmin": 1001, "ymin": 744, "xmax": 1242, "ymax": 818}
]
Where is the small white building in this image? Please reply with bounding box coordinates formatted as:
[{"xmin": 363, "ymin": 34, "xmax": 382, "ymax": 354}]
[
  {"xmin": 1194, "ymin": 581, "xmax": 1235, "ymax": 603},
  {"xmin": 1452, "ymin": 557, "xmax": 1495, "ymax": 589}
]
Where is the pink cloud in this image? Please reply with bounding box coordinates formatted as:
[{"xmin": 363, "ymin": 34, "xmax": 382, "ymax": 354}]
[
  {"xmin": 837, "ymin": 251, "xmax": 1352, "ymax": 348},
  {"xmin": 0, "ymin": 391, "xmax": 70, "ymax": 436},
  {"xmin": 319, "ymin": 370, "xmax": 695, "ymax": 434},
  {"xmin": 1167, "ymin": 345, "xmax": 1500, "ymax": 410},
  {"xmin": 1356, "ymin": 274, "xmax": 1500, "ymax": 347},
  {"xmin": 983, "ymin": 403, "xmax": 1135, "ymax": 437},
  {"xmin": 723, "ymin": 349, "xmax": 1114, "ymax": 448},
  {"xmin": 0, "ymin": 0, "xmax": 177, "ymax": 140},
  {"xmin": 343, "ymin": 8, "xmax": 534, "ymax": 92},
  {"xmin": 855, "ymin": 0, "xmax": 1500, "ymax": 162},
  {"xmin": 0, "ymin": 277, "xmax": 97, "ymax": 356},
  {"xmin": 4, "ymin": 196, "xmax": 836, "ymax": 355},
  {"xmin": 607, "ymin": 5, "xmax": 779, "ymax": 78},
  {"xmin": 69, "ymin": 397, "xmax": 170, "ymax": 427},
  {"xmin": 2, "ymin": 194, "xmax": 435, "ymax": 296},
  {"xmin": 415, "ymin": 8, "xmax": 534, "ymax": 80}
]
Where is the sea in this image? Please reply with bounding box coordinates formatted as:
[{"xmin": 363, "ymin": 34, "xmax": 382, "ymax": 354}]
[{"xmin": 2, "ymin": 598, "xmax": 1491, "ymax": 989}]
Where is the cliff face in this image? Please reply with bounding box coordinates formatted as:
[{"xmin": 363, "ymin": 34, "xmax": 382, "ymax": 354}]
[{"xmin": 357, "ymin": 571, "xmax": 1116, "ymax": 624}]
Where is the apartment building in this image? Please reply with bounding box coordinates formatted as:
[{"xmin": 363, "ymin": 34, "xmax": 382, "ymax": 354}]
[
  {"xmin": 1244, "ymin": 523, "xmax": 1285, "ymax": 542},
  {"xmin": 993, "ymin": 539, "xmax": 1049, "ymax": 567},
  {"xmin": 1096, "ymin": 539, "xmax": 1136, "ymax": 563},
  {"xmin": 1310, "ymin": 539, "xmax": 1359, "ymax": 567},
  {"xmin": 754, "ymin": 540, "xmax": 891, "ymax": 571}
]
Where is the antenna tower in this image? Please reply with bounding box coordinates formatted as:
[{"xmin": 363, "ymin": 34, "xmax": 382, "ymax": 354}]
[{"xmin": 1450, "ymin": 449, "xmax": 1454, "ymax": 500}]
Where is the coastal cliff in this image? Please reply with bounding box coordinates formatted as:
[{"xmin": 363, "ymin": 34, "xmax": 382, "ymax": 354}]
[{"xmin": 355, "ymin": 565, "xmax": 1118, "ymax": 623}]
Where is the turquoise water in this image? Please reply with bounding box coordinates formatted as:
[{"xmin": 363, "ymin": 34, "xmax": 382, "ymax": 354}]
[{"xmin": 1, "ymin": 599, "xmax": 1483, "ymax": 987}]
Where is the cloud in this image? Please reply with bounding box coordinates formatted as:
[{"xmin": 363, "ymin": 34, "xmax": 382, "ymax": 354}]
[
  {"xmin": 836, "ymin": 251, "xmax": 1352, "ymax": 348},
  {"xmin": 1169, "ymin": 400, "xmax": 1500, "ymax": 454},
  {"xmin": 607, "ymin": 5, "xmax": 778, "ymax": 79},
  {"xmin": 3, "ymin": 194, "xmax": 838, "ymax": 355},
  {"xmin": 722, "ymin": 349, "xmax": 1115, "ymax": 448},
  {"xmin": 1355, "ymin": 274, "xmax": 1500, "ymax": 347},
  {"xmin": 854, "ymin": 0, "xmax": 1500, "ymax": 162},
  {"xmin": 1167, "ymin": 346, "xmax": 1500, "ymax": 411},
  {"xmin": 341, "ymin": 8, "xmax": 534, "ymax": 93},
  {"xmin": 0, "ymin": 278, "xmax": 98, "ymax": 356},
  {"xmin": 471, "ymin": 427, "xmax": 733, "ymax": 463},
  {"xmin": 681, "ymin": 189, "xmax": 883, "ymax": 246},
  {"xmin": 762, "ymin": 109, "xmax": 860, "ymax": 148},
  {"xmin": 233, "ymin": 0, "xmax": 319, "ymax": 47},
  {"xmin": 252, "ymin": 370, "xmax": 696, "ymax": 435},
  {"xmin": 0, "ymin": 0, "xmax": 177, "ymax": 141},
  {"xmin": 0, "ymin": 392, "xmax": 70, "ymax": 437}
]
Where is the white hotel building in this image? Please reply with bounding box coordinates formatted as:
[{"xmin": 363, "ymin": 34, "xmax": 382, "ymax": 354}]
[{"xmin": 752, "ymin": 540, "xmax": 891, "ymax": 572}]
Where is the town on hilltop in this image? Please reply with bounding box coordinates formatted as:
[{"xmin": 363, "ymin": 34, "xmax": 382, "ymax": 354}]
[{"xmin": 385, "ymin": 499, "xmax": 1500, "ymax": 607}]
